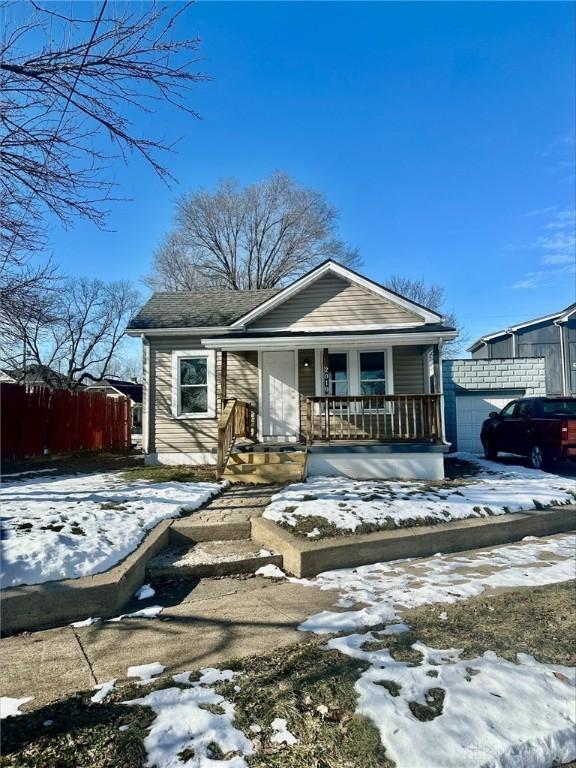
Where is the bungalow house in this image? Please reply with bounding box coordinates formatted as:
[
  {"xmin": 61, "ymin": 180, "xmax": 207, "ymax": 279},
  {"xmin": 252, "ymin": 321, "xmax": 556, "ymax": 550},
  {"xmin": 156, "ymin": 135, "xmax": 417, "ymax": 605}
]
[{"xmin": 127, "ymin": 261, "xmax": 457, "ymax": 481}]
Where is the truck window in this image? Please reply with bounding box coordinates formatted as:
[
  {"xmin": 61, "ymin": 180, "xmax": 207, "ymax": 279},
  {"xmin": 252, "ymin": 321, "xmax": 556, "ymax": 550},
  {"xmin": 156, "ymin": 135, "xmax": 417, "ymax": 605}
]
[
  {"xmin": 516, "ymin": 401, "xmax": 532, "ymax": 417},
  {"xmin": 541, "ymin": 399, "xmax": 576, "ymax": 416},
  {"xmin": 499, "ymin": 402, "xmax": 517, "ymax": 419}
]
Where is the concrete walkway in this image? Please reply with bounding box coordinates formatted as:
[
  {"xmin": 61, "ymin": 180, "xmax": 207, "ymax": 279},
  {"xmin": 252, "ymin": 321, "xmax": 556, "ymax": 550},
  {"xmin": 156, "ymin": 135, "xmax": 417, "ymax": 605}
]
[
  {"xmin": 189, "ymin": 483, "xmax": 283, "ymax": 526},
  {"xmin": 0, "ymin": 575, "xmax": 338, "ymax": 709}
]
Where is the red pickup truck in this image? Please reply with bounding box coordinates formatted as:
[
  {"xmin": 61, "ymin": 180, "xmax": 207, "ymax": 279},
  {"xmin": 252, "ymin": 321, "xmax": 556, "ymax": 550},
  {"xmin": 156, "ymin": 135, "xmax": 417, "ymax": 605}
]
[{"xmin": 480, "ymin": 396, "xmax": 576, "ymax": 470}]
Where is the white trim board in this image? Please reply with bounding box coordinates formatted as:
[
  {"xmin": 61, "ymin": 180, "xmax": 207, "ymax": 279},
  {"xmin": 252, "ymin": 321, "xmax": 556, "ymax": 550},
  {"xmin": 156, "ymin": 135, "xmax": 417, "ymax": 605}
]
[
  {"xmin": 201, "ymin": 331, "xmax": 457, "ymax": 351},
  {"xmin": 171, "ymin": 349, "xmax": 216, "ymax": 419},
  {"xmin": 228, "ymin": 261, "xmax": 443, "ymax": 328}
]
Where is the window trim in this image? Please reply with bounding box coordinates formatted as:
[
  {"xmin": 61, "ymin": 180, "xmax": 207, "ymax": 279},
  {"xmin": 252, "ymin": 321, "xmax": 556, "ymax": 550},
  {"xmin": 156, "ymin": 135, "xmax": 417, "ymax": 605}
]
[
  {"xmin": 359, "ymin": 350, "xmax": 387, "ymax": 396},
  {"xmin": 314, "ymin": 348, "xmax": 394, "ymax": 396},
  {"xmin": 171, "ymin": 349, "xmax": 216, "ymax": 419}
]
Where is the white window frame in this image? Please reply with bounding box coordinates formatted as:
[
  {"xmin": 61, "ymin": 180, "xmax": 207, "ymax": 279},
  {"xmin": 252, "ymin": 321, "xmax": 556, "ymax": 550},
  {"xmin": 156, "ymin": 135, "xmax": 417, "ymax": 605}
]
[
  {"xmin": 314, "ymin": 348, "xmax": 394, "ymax": 396},
  {"xmin": 171, "ymin": 349, "xmax": 216, "ymax": 419},
  {"xmin": 358, "ymin": 350, "xmax": 388, "ymax": 396}
]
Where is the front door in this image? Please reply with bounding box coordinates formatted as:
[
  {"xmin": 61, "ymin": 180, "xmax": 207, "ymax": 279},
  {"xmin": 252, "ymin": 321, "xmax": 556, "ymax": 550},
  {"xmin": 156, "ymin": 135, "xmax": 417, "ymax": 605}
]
[{"xmin": 261, "ymin": 351, "xmax": 299, "ymax": 440}]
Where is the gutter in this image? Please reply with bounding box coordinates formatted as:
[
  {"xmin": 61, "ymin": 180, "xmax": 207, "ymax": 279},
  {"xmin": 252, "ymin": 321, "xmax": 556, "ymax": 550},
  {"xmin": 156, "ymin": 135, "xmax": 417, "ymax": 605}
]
[
  {"xmin": 200, "ymin": 330, "xmax": 459, "ymax": 350},
  {"xmin": 554, "ymin": 320, "xmax": 567, "ymax": 395}
]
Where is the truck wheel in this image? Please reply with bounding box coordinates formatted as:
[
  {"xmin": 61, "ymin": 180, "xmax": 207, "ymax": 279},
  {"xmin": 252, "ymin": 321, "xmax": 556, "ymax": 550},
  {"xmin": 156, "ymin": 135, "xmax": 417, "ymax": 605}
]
[
  {"xmin": 483, "ymin": 440, "xmax": 498, "ymax": 461},
  {"xmin": 529, "ymin": 444, "xmax": 547, "ymax": 470}
]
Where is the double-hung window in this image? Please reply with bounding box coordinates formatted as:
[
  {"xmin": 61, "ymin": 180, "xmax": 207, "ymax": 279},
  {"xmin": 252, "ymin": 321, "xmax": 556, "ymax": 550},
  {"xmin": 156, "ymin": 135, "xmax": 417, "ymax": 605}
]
[
  {"xmin": 359, "ymin": 351, "xmax": 386, "ymax": 395},
  {"xmin": 172, "ymin": 350, "xmax": 215, "ymax": 418}
]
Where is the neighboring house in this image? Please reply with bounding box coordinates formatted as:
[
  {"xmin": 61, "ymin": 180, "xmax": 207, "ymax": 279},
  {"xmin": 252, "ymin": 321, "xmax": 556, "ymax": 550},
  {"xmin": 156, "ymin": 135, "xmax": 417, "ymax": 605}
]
[
  {"xmin": 443, "ymin": 358, "xmax": 547, "ymax": 454},
  {"xmin": 85, "ymin": 377, "xmax": 143, "ymax": 431},
  {"xmin": 127, "ymin": 260, "xmax": 457, "ymax": 480},
  {"xmin": 467, "ymin": 303, "xmax": 576, "ymax": 396},
  {"xmin": 0, "ymin": 364, "xmax": 70, "ymax": 389}
]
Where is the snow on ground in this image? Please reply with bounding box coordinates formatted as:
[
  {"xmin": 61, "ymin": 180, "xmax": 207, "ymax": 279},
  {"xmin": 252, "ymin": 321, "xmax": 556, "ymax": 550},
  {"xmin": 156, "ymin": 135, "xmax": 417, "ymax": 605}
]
[
  {"xmin": 0, "ymin": 696, "xmax": 33, "ymax": 719},
  {"xmin": 270, "ymin": 717, "xmax": 299, "ymax": 745},
  {"xmin": 91, "ymin": 680, "xmax": 116, "ymax": 704},
  {"xmin": 329, "ymin": 634, "xmax": 576, "ymax": 768},
  {"xmin": 0, "ymin": 472, "xmax": 224, "ymax": 587},
  {"xmin": 296, "ymin": 533, "xmax": 576, "ymax": 768},
  {"xmin": 125, "ymin": 667, "xmax": 252, "ymax": 768},
  {"xmin": 299, "ymin": 533, "xmax": 576, "ymax": 633},
  {"xmin": 263, "ymin": 454, "xmax": 575, "ymax": 533},
  {"xmin": 127, "ymin": 662, "xmax": 166, "ymax": 684},
  {"xmin": 135, "ymin": 583, "xmax": 156, "ymax": 600},
  {"xmin": 108, "ymin": 605, "xmax": 164, "ymax": 622}
]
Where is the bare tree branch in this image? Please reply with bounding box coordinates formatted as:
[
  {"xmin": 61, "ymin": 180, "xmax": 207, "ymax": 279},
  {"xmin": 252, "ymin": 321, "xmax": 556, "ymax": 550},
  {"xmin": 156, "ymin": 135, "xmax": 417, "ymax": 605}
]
[
  {"xmin": 0, "ymin": 0, "xmax": 208, "ymax": 305},
  {"xmin": 145, "ymin": 172, "xmax": 361, "ymax": 291}
]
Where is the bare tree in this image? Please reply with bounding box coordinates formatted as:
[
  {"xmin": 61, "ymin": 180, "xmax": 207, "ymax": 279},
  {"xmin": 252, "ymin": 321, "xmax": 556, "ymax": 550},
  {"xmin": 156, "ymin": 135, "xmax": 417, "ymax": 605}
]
[
  {"xmin": 0, "ymin": 278, "xmax": 141, "ymax": 388},
  {"xmin": 0, "ymin": 1, "xmax": 207, "ymax": 325},
  {"xmin": 385, "ymin": 274, "xmax": 466, "ymax": 356},
  {"xmin": 145, "ymin": 172, "xmax": 361, "ymax": 291}
]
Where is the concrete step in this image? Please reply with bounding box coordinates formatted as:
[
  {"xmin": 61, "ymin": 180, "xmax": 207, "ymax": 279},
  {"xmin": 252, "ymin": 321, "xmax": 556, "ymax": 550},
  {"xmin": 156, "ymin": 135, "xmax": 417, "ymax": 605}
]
[
  {"xmin": 228, "ymin": 451, "xmax": 306, "ymax": 466},
  {"xmin": 147, "ymin": 540, "xmax": 283, "ymax": 580},
  {"xmin": 169, "ymin": 518, "xmax": 251, "ymax": 546}
]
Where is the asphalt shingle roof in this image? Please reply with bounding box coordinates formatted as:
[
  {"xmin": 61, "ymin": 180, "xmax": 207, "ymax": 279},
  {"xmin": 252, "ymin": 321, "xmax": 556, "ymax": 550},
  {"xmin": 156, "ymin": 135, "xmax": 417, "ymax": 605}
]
[{"xmin": 127, "ymin": 289, "xmax": 281, "ymax": 330}]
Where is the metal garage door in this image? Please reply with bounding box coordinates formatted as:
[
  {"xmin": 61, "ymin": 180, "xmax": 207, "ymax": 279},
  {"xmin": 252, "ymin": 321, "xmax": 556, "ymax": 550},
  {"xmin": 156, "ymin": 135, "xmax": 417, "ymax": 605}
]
[{"xmin": 455, "ymin": 394, "xmax": 514, "ymax": 454}]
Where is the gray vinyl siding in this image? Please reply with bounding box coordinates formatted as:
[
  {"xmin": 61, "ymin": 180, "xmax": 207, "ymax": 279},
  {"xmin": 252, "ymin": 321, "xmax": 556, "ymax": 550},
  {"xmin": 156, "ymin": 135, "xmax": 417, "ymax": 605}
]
[
  {"xmin": 516, "ymin": 322, "xmax": 562, "ymax": 395},
  {"xmin": 488, "ymin": 336, "xmax": 513, "ymax": 358},
  {"xmin": 149, "ymin": 336, "xmax": 219, "ymax": 455},
  {"xmin": 393, "ymin": 346, "xmax": 426, "ymax": 393},
  {"xmin": 566, "ymin": 319, "xmax": 576, "ymax": 394},
  {"xmin": 298, "ymin": 349, "xmax": 316, "ymax": 435},
  {"xmin": 226, "ymin": 351, "xmax": 258, "ymax": 407},
  {"xmin": 249, "ymin": 273, "xmax": 421, "ymax": 330}
]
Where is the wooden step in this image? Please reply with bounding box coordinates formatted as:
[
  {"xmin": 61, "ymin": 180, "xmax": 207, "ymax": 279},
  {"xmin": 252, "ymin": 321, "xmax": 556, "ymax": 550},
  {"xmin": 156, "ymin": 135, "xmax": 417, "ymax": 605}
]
[
  {"xmin": 147, "ymin": 540, "xmax": 283, "ymax": 581},
  {"xmin": 228, "ymin": 450, "xmax": 306, "ymax": 465}
]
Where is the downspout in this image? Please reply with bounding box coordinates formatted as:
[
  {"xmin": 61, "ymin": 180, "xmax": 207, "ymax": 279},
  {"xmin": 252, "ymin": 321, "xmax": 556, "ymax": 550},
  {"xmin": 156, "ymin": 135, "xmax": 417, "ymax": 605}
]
[
  {"xmin": 141, "ymin": 334, "xmax": 151, "ymax": 455},
  {"xmin": 555, "ymin": 320, "xmax": 567, "ymax": 395},
  {"xmin": 509, "ymin": 330, "xmax": 516, "ymax": 358},
  {"xmin": 437, "ymin": 338, "xmax": 446, "ymax": 443}
]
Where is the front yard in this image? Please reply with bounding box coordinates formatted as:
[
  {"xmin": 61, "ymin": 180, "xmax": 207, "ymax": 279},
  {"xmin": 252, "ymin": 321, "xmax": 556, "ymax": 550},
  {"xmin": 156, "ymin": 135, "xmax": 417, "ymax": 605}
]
[
  {"xmin": 0, "ymin": 467, "xmax": 223, "ymax": 587},
  {"xmin": 2, "ymin": 537, "xmax": 574, "ymax": 767},
  {"xmin": 263, "ymin": 454, "xmax": 576, "ymax": 538}
]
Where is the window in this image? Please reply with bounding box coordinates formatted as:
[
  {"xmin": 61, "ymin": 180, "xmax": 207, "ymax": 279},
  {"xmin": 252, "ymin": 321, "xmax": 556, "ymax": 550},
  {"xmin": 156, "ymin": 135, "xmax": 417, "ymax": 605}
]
[
  {"xmin": 360, "ymin": 351, "xmax": 386, "ymax": 395},
  {"xmin": 516, "ymin": 400, "xmax": 532, "ymax": 417},
  {"xmin": 326, "ymin": 353, "xmax": 348, "ymax": 395},
  {"xmin": 172, "ymin": 350, "xmax": 215, "ymax": 418},
  {"xmin": 499, "ymin": 401, "xmax": 517, "ymax": 419},
  {"xmin": 541, "ymin": 399, "xmax": 576, "ymax": 416}
]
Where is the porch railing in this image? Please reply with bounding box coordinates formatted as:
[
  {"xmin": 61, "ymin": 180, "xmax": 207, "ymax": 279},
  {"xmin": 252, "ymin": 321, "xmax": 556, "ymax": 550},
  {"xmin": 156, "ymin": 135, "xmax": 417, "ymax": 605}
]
[
  {"xmin": 217, "ymin": 399, "xmax": 254, "ymax": 477},
  {"xmin": 304, "ymin": 394, "xmax": 442, "ymax": 443}
]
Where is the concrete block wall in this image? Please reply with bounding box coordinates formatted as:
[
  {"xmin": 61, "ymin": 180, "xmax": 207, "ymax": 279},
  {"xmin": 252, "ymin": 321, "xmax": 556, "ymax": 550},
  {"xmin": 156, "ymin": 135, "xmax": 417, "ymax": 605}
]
[{"xmin": 442, "ymin": 357, "xmax": 546, "ymax": 450}]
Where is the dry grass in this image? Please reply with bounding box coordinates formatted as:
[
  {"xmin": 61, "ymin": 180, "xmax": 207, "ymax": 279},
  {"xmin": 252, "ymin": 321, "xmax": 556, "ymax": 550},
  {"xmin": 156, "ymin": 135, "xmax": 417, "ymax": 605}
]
[{"xmin": 2, "ymin": 581, "xmax": 574, "ymax": 767}]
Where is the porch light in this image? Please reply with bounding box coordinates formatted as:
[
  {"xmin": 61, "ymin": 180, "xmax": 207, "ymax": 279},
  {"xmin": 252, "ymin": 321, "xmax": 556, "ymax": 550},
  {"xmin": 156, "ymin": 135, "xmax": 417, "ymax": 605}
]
[{"xmin": 302, "ymin": 358, "xmax": 311, "ymax": 368}]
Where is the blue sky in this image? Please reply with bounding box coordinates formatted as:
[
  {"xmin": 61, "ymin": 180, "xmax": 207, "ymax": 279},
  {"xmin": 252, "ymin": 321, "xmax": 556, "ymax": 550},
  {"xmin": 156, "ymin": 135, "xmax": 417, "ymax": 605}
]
[{"xmin": 47, "ymin": 1, "xmax": 575, "ymax": 351}]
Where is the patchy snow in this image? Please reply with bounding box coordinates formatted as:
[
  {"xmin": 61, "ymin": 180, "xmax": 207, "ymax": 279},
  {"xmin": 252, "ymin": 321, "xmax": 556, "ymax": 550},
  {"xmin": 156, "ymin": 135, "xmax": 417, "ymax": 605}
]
[
  {"xmin": 255, "ymin": 564, "xmax": 287, "ymax": 579},
  {"xmin": 70, "ymin": 616, "xmax": 101, "ymax": 628},
  {"xmin": 135, "ymin": 583, "xmax": 156, "ymax": 600},
  {"xmin": 108, "ymin": 605, "xmax": 164, "ymax": 622},
  {"xmin": 91, "ymin": 680, "xmax": 116, "ymax": 703},
  {"xmin": 127, "ymin": 662, "xmax": 166, "ymax": 684},
  {"xmin": 0, "ymin": 696, "xmax": 33, "ymax": 718},
  {"xmin": 263, "ymin": 454, "xmax": 575, "ymax": 534},
  {"xmin": 125, "ymin": 668, "xmax": 252, "ymax": 768},
  {"xmin": 1, "ymin": 468, "xmax": 57, "ymax": 480},
  {"xmin": 300, "ymin": 533, "xmax": 576, "ymax": 634},
  {"xmin": 328, "ymin": 634, "xmax": 576, "ymax": 768},
  {"xmin": 0, "ymin": 472, "xmax": 224, "ymax": 587},
  {"xmin": 270, "ymin": 717, "xmax": 299, "ymax": 746}
]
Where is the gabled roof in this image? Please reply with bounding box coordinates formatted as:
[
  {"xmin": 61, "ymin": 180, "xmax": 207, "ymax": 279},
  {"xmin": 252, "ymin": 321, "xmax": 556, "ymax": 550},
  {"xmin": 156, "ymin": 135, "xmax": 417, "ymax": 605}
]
[
  {"xmin": 1, "ymin": 364, "xmax": 69, "ymax": 388},
  {"xmin": 127, "ymin": 288, "xmax": 280, "ymax": 331},
  {"xmin": 229, "ymin": 260, "xmax": 443, "ymax": 328},
  {"xmin": 127, "ymin": 260, "xmax": 444, "ymax": 334},
  {"xmin": 467, "ymin": 302, "xmax": 576, "ymax": 352}
]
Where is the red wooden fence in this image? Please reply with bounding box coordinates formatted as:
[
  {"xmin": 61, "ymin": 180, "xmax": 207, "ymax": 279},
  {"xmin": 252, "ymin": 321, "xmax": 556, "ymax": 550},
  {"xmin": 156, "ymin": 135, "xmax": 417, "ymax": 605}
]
[{"xmin": 0, "ymin": 383, "xmax": 132, "ymax": 461}]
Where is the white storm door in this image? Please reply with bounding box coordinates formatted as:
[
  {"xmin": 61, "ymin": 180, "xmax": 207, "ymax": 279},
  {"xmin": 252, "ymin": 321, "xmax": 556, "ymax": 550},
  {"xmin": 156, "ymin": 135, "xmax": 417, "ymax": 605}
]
[{"xmin": 261, "ymin": 351, "xmax": 299, "ymax": 440}]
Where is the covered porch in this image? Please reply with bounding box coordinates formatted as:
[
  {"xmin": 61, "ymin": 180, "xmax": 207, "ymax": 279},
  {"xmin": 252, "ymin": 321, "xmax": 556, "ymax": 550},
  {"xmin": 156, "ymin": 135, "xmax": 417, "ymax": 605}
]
[{"xmin": 210, "ymin": 335, "xmax": 447, "ymax": 480}]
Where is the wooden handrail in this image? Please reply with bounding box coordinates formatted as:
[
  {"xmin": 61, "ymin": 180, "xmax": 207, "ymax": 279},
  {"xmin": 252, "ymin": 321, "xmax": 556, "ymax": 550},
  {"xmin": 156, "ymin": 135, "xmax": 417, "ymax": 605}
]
[
  {"xmin": 304, "ymin": 394, "xmax": 442, "ymax": 443},
  {"xmin": 217, "ymin": 399, "xmax": 254, "ymax": 477}
]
